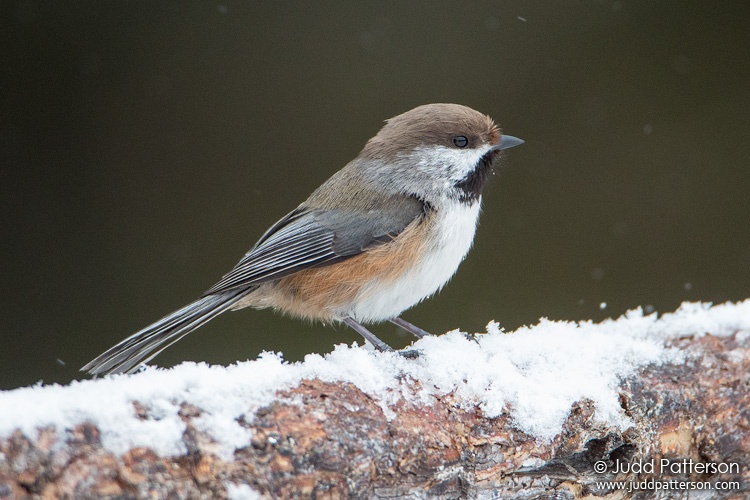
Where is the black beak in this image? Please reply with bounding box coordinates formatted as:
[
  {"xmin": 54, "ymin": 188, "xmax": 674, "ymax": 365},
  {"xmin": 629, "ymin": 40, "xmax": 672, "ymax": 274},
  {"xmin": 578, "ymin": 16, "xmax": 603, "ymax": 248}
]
[{"xmin": 493, "ymin": 135, "xmax": 524, "ymax": 151}]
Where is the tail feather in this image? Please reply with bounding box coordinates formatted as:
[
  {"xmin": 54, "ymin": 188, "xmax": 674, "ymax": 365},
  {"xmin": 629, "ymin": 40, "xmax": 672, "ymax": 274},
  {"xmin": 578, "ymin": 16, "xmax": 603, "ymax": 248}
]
[{"xmin": 82, "ymin": 289, "xmax": 248, "ymax": 375}]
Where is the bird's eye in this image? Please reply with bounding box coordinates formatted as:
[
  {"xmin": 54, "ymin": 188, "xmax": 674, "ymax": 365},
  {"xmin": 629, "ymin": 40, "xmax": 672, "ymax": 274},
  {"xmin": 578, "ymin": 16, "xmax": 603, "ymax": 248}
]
[{"xmin": 452, "ymin": 135, "xmax": 469, "ymax": 148}]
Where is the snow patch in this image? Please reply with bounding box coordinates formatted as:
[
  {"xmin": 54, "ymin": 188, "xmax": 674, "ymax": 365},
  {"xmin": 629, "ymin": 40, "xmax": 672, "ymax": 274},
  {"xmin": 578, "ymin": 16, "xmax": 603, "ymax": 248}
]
[
  {"xmin": 1, "ymin": 300, "xmax": 748, "ymax": 457},
  {"xmin": 225, "ymin": 482, "xmax": 262, "ymax": 500}
]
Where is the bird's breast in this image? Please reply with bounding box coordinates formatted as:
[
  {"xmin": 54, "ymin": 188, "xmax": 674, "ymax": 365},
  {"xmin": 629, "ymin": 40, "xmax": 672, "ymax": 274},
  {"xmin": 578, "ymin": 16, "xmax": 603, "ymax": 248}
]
[{"xmin": 348, "ymin": 199, "xmax": 482, "ymax": 322}]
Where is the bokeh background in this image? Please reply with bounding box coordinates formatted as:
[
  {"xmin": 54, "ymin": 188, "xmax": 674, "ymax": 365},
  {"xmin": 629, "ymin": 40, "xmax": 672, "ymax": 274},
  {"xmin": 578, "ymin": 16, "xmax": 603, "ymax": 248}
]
[{"xmin": 2, "ymin": 1, "xmax": 748, "ymax": 389}]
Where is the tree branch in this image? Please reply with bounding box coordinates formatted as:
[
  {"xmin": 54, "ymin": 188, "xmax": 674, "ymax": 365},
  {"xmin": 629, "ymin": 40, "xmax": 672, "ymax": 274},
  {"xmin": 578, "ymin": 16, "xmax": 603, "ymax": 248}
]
[{"xmin": 1, "ymin": 304, "xmax": 748, "ymax": 498}]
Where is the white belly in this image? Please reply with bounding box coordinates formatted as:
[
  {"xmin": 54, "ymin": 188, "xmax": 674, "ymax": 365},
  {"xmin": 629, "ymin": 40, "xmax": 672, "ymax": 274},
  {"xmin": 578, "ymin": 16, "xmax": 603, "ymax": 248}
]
[{"xmin": 348, "ymin": 200, "xmax": 481, "ymax": 322}]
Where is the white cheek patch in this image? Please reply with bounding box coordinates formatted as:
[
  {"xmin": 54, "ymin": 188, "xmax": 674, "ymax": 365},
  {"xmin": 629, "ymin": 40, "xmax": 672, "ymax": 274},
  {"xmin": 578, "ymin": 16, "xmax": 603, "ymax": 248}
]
[{"xmin": 409, "ymin": 145, "xmax": 493, "ymax": 184}]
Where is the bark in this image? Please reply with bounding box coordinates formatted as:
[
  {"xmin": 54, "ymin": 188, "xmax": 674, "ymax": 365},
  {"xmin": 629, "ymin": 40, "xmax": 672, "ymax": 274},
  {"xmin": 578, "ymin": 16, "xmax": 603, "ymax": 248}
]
[{"xmin": 1, "ymin": 331, "xmax": 748, "ymax": 500}]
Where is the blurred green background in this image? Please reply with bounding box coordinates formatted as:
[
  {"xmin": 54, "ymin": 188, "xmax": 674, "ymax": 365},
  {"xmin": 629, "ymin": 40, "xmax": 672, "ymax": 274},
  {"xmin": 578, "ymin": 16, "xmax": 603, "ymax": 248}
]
[{"xmin": 2, "ymin": 1, "xmax": 748, "ymax": 389}]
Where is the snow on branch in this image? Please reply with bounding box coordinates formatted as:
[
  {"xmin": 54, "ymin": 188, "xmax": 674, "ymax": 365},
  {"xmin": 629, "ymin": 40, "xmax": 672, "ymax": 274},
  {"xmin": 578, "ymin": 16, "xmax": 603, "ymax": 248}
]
[{"xmin": 1, "ymin": 301, "xmax": 749, "ymax": 498}]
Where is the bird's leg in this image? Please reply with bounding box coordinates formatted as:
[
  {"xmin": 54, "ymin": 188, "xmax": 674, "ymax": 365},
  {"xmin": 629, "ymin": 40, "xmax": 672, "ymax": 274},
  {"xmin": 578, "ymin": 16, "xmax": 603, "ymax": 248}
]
[
  {"xmin": 389, "ymin": 317, "xmax": 432, "ymax": 338},
  {"xmin": 342, "ymin": 317, "xmax": 394, "ymax": 352},
  {"xmin": 342, "ymin": 317, "xmax": 422, "ymax": 358}
]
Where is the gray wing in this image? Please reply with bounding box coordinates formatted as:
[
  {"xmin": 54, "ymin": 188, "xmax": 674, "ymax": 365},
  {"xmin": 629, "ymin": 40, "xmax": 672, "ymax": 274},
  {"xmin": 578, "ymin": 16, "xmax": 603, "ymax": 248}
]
[
  {"xmin": 83, "ymin": 194, "xmax": 424, "ymax": 375},
  {"xmin": 203, "ymin": 197, "xmax": 424, "ymax": 296}
]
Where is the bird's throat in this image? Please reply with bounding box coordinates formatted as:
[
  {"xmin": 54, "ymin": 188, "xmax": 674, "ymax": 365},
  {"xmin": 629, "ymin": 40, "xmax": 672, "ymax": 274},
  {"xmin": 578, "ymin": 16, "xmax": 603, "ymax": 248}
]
[{"xmin": 454, "ymin": 149, "xmax": 499, "ymax": 203}]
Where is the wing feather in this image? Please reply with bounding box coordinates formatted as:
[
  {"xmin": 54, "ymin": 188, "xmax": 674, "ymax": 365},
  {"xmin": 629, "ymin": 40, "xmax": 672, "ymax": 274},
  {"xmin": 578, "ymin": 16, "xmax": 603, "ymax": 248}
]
[
  {"xmin": 203, "ymin": 195, "xmax": 426, "ymax": 296},
  {"xmin": 203, "ymin": 212, "xmax": 339, "ymax": 295}
]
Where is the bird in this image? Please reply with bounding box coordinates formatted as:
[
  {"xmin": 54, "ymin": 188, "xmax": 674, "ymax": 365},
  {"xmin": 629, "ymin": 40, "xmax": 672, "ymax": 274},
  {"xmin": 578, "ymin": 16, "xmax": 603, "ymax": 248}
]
[{"xmin": 82, "ymin": 103, "xmax": 523, "ymax": 375}]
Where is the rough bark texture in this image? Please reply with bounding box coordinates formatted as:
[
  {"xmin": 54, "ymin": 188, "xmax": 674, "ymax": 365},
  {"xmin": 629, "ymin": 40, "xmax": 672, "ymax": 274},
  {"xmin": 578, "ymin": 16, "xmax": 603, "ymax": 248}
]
[{"xmin": 1, "ymin": 331, "xmax": 748, "ymax": 499}]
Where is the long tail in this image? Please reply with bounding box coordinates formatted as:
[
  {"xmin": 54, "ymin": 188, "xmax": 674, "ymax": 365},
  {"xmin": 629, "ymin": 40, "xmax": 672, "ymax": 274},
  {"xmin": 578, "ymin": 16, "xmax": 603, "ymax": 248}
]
[{"xmin": 82, "ymin": 289, "xmax": 248, "ymax": 376}]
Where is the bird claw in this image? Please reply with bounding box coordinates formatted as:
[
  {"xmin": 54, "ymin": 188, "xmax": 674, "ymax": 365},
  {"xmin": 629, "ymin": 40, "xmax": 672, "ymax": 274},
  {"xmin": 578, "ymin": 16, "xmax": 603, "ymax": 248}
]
[{"xmin": 399, "ymin": 349, "xmax": 422, "ymax": 359}]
